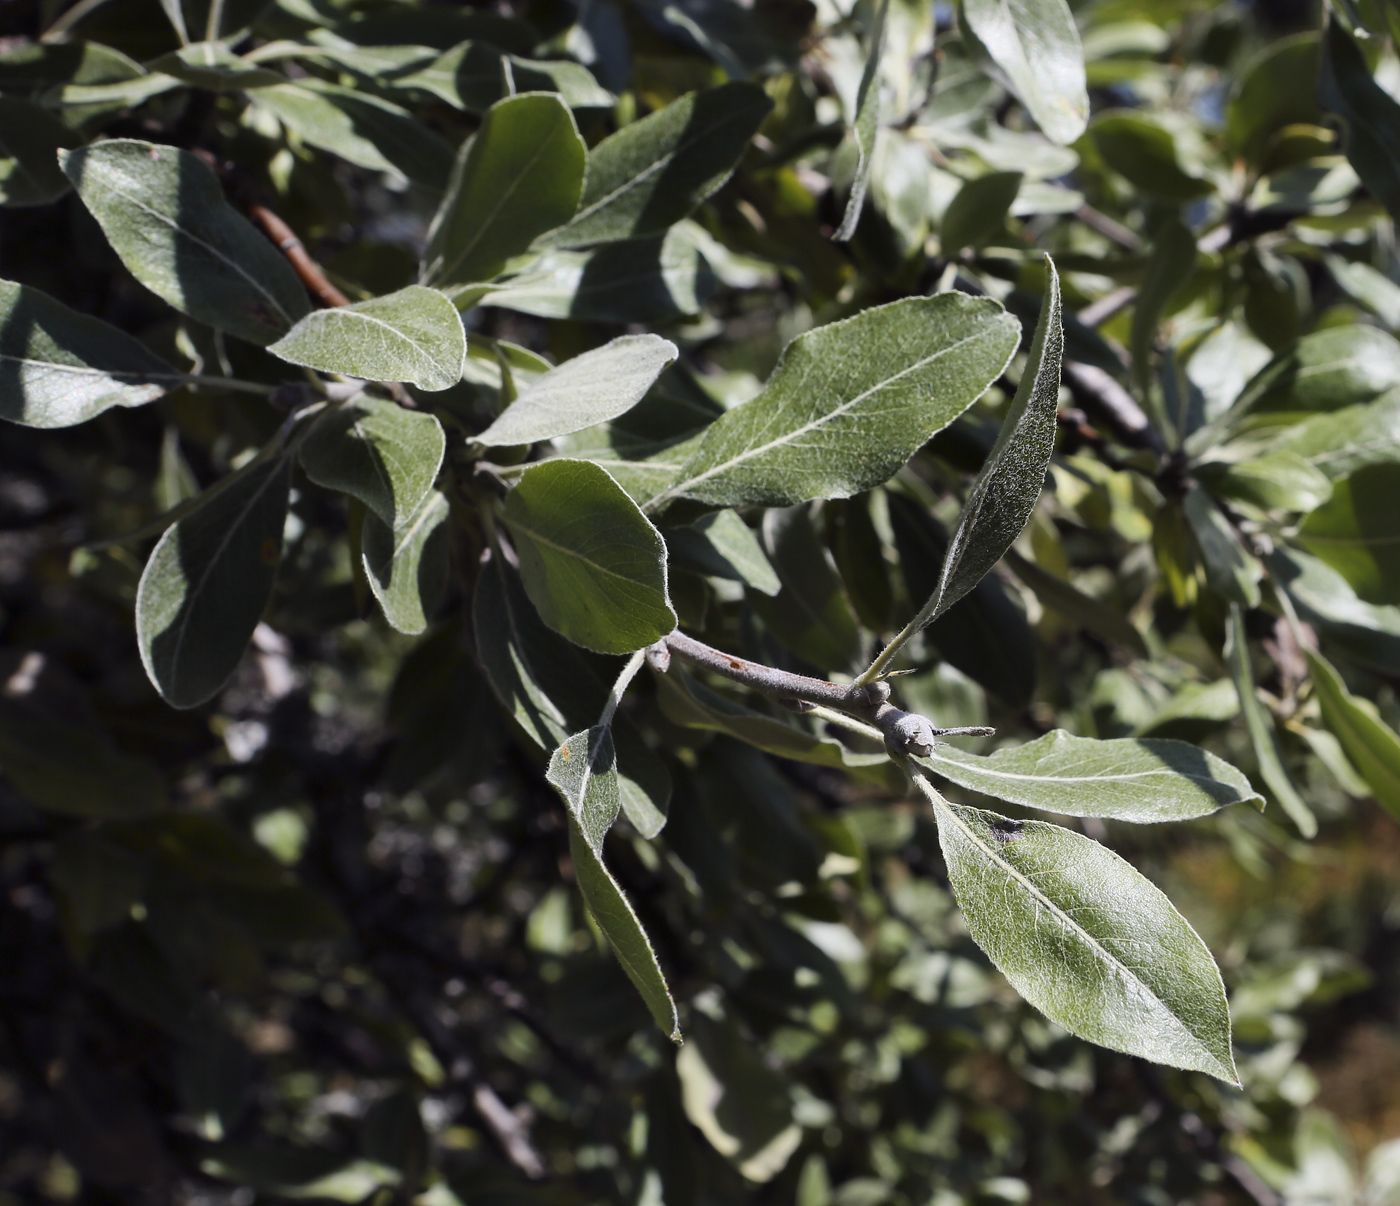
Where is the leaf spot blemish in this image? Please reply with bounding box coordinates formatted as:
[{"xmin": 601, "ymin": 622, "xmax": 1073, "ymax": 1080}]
[{"xmin": 989, "ymin": 819, "xmax": 1024, "ymax": 845}]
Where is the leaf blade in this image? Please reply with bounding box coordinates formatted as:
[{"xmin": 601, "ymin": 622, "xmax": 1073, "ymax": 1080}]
[{"xmin": 269, "ymin": 286, "xmax": 466, "ymax": 391}]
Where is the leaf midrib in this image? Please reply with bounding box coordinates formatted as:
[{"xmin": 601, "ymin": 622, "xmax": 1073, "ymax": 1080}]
[
  {"xmin": 651, "ymin": 324, "xmax": 1003, "ymax": 509},
  {"xmin": 921, "ymin": 746, "xmax": 1240, "ymax": 791},
  {"xmin": 934, "ymin": 794, "xmax": 1220, "ymax": 1068}
]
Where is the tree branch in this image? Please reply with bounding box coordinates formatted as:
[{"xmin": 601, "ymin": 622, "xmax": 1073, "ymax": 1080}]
[
  {"xmin": 656, "ymin": 631, "xmax": 992, "ymax": 757},
  {"xmin": 248, "ymin": 205, "xmax": 351, "ymax": 309}
]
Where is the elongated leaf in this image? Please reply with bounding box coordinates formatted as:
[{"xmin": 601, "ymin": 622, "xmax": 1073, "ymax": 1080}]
[
  {"xmin": 1274, "ymin": 390, "xmax": 1400, "ymax": 480},
  {"xmin": 917, "ymin": 729, "xmax": 1261, "ymax": 822},
  {"xmin": 299, "ymin": 394, "xmax": 446, "ymax": 528},
  {"xmin": 835, "ymin": 0, "xmax": 890, "ymax": 242},
  {"xmin": 962, "ymin": 0, "xmax": 1089, "ymax": 145},
  {"xmin": 137, "ymin": 456, "xmax": 291, "ymax": 709},
  {"xmin": 393, "ymin": 43, "xmax": 612, "ymax": 112},
  {"xmin": 502, "ymin": 460, "xmax": 675, "ymax": 654},
  {"xmin": 0, "ymin": 279, "xmax": 180, "ymax": 428},
  {"xmin": 1305, "ymin": 648, "xmax": 1400, "ymax": 820},
  {"xmin": 252, "ymin": 82, "xmax": 455, "ymax": 188},
  {"xmin": 1271, "ymin": 548, "xmax": 1400, "ymax": 676},
  {"xmin": 1231, "ymin": 326, "xmax": 1400, "ymax": 418},
  {"xmin": 269, "ymin": 286, "xmax": 465, "ymax": 391},
  {"xmin": 1202, "ymin": 450, "xmax": 1333, "ymax": 513},
  {"xmin": 362, "ymin": 489, "xmax": 450, "ymax": 635},
  {"xmin": 541, "ymin": 82, "xmax": 772, "ymax": 248},
  {"xmin": 476, "ymin": 334, "xmax": 678, "ymax": 446},
  {"xmin": 423, "ymin": 93, "xmax": 586, "ymax": 290},
  {"xmin": 939, "ymin": 170, "xmax": 1022, "ymax": 255},
  {"xmin": 1225, "ymin": 603, "xmax": 1317, "ymax": 836},
  {"xmin": 547, "ymin": 727, "xmax": 622, "ymax": 850},
  {"xmin": 475, "ymin": 226, "xmax": 715, "ymax": 320},
  {"xmin": 148, "ymin": 43, "xmax": 287, "ymax": 90},
  {"xmin": 651, "ymin": 293, "xmax": 1019, "ymax": 510},
  {"xmin": 916, "ymin": 259, "xmax": 1062, "ymax": 626},
  {"xmin": 748, "ymin": 505, "xmax": 863, "ymax": 673},
  {"xmin": 1320, "ymin": 18, "xmax": 1400, "ymax": 222},
  {"xmin": 664, "ymin": 509, "xmax": 780, "ymax": 595},
  {"xmin": 1131, "ymin": 218, "xmax": 1197, "ymax": 394},
  {"xmin": 1091, "ymin": 111, "xmax": 1214, "ymax": 201},
  {"xmin": 929, "ymin": 790, "xmax": 1237, "ymax": 1082},
  {"xmin": 471, "ymin": 554, "xmax": 672, "ymax": 832},
  {"xmin": 1298, "ymin": 464, "xmax": 1400, "ymax": 604},
  {"xmin": 1184, "ymin": 488, "xmax": 1261, "ymax": 608},
  {"xmin": 568, "ymin": 818, "xmax": 680, "ymax": 1040},
  {"xmin": 59, "ymin": 141, "xmax": 311, "ymax": 347},
  {"xmin": 1003, "ymin": 549, "xmax": 1149, "ymax": 656},
  {"xmin": 0, "ymin": 97, "xmax": 80, "ymax": 207}
]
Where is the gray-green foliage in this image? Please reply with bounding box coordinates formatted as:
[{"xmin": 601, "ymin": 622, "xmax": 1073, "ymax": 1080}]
[
  {"xmin": 651, "ymin": 293, "xmax": 1020, "ymax": 510},
  {"xmin": 5, "ymin": 0, "xmax": 1400, "ymax": 1198},
  {"xmin": 269, "ymin": 286, "xmax": 466, "ymax": 391},
  {"xmin": 59, "ymin": 140, "xmax": 310, "ymax": 346},
  {"xmin": 0, "ymin": 279, "xmax": 178, "ymax": 427}
]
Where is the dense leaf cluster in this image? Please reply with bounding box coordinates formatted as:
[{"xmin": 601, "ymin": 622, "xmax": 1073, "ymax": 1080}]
[{"xmin": 2, "ymin": 0, "xmax": 1400, "ymax": 1203}]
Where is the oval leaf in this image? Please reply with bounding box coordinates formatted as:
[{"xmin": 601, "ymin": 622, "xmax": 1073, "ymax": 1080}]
[
  {"xmin": 502, "ymin": 459, "xmax": 676, "ymax": 654},
  {"xmin": 476, "ymin": 334, "xmax": 678, "ymax": 446},
  {"xmin": 270, "ymin": 286, "xmax": 466, "ymax": 391},
  {"xmin": 137, "ymin": 456, "xmax": 291, "ymax": 709},
  {"xmin": 568, "ymin": 818, "xmax": 680, "ymax": 1040},
  {"xmin": 1225, "ymin": 602, "xmax": 1317, "ymax": 836},
  {"xmin": 928, "ymin": 791, "xmax": 1238, "ymax": 1082},
  {"xmin": 1320, "ymin": 18, "xmax": 1400, "ymax": 223},
  {"xmin": 423, "ymin": 92, "xmax": 586, "ymax": 290},
  {"xmin": 651, "ymin": 293, "xmax": 1019, "ymax": 510},
  {"xmin": 1231, "ymin": 325, "xmax": 1400, "ymax": 418},
  {"xmin": 362, "ymin": 489, "xmax": 451, "ymax": 635},
  {"xmin": 918, "ymin": 258, "xmax": 1063, "ymax": 626},
  {"xmin": 1298, "ymin": 464, "xmax": 1400, "ymax": 605},
  {"xmin": 547, "ymin": 727, "xmax": 622, "ymax": 852},
  {"xmin": 1306, "ymin": 648, "xmax": 1400, "ymax": 821},
  {"xmin": 0, "ymin": 279, "xmax": 179, "ymax": 428},
  {"xmin": 835, "ymin": 0, "xmax": 890, "ymax": 241},
  {"xmin": 541, "ymin": 82, "xmax": 772, "ymax": 249},
  {"xmin": 300, "ymin": 394, "xmax": 446, "ymax": 528},
  {"xmin": 963, "ymin": 0, "xmax": 1089, "ymax": 145},
  {"xmin": 917, "ymin": 729, "xmax": 1262, "ymax": 822},
  {"xmin": 59, "ymin": 140, "xmax": 311, "ymax": 347}
]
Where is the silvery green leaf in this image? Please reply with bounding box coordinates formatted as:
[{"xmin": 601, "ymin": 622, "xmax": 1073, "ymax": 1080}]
[
  {"xmin": 1003, "ymin": 549, "xmax": 1149, "ymax": 656},
  {"xmin": 917, "ymin": 729, "xmax": 1261, "ymax": 822},
  {"xmin": 391, "ymin": 42, "xmax": 612, "ymax": 112},
  {"xmin": 137, "ymin": 456, "xmax": 291, "ymax": 709},
  {"xmin": 939, "ymin": 170, "xmax": 1022, "ymax": 255},
  {"xmin": 298, "ymin": 394, "xmax": 446, "ymax": 528},
  {"xmin": 541, "ymin": 81, "xmax": 771, "ymax": 248},
  {"xmin": 476, "ymin": 334, "xmax": 678, "ymax": 446},
  {"xmin": 1202, "ymin": 450, "xmax": 1334, "ymax": 512},
  {"xmin": 1271, "ymin": 548, "xmax": 1400, "ymax": 676},
  {"xmin": 148, "ymin": 43, "xmax": 287, "ymax": 90},
  {"xmin": 962, "ymin": 0, "xmax": 1088, "ymax": 145},
  {"xmin": 252, "ymin": 81, "xmax": 455, "ymax": 188},
  {"xmin": 59, "ymin": 140, "xmax": 310, "ymax": 347},
  {"xmin": 916, "ymin": 258, "xmax": 1062, "ymax": 625},
  {"xmin": 664, "ymin": 509, "xmax": 780, "ymax": 596},
  {"xmin": 475, "ymin": 226, "xmax": 715, "ymax": 321},
  {"xmin": 1306, "ymin": 647, "xmax": 1400, "ymax": 822},
  {"xmin": 1225, "ymin": 603, "xmax": 1317, "ymax": 837},
  {"xmin": 1273, "ymin": 389, "xmax": 1400, "ymax": 480},
  {"xmin": 1184, "ymin": 488, "xmax": 1262, "ymax": 608},
  {"xmin": 651, "ymin": 293, "xmax": 1019, "ymax": 510},
  {"xmin": 0, "ymin": 279, "xmax": 179, "ymax": 428},
  {"xmin": 1324, "ymin": 253, "xmax": 1400, "ymax": 328},
  {"xmin": 929, "ymin": 791, "xmax": 1238, "ymax": 1082},
  {"xmin": 0, "ymin": 97, "xmax": 80, "ymax": 207},
  {"xmin": 423, "ymin": 93, "xmax": 586, "ymax": 290},
  {"xmin": 269, "ymin": 286, "xmax": 466, "ymax": 391},
  {"xmin": 1298, "ymin": 464, "xmax": 1400, "ymax": 604},
  {"xmin": 835, "ymin": 0, "xmax": 890, "ymax": 242},
  {"xmin": 502, "ymin": 459, "xmax": 676, "ymax": 654},
  {"xmin": 1131, "ymin": 218, "xmax": 1197, "ymax": 395},
  {"xmin": 1231, "ymin": 325, "xmax": 1400, "ymax": 418},
  {"xmin": 567, "ymin": 817, "xmax": 680, "ymax": 1040},
  {"xmin": 546, "ymin": 727, "xmax": 621, "ymax": 851},
  {"xmin": 362, "ymin": 489, "xmax": 451, "ymax": 635},
  {"xmin": 1320, "ymin": 17, "xmax": 1400, "ymax": 222}
]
